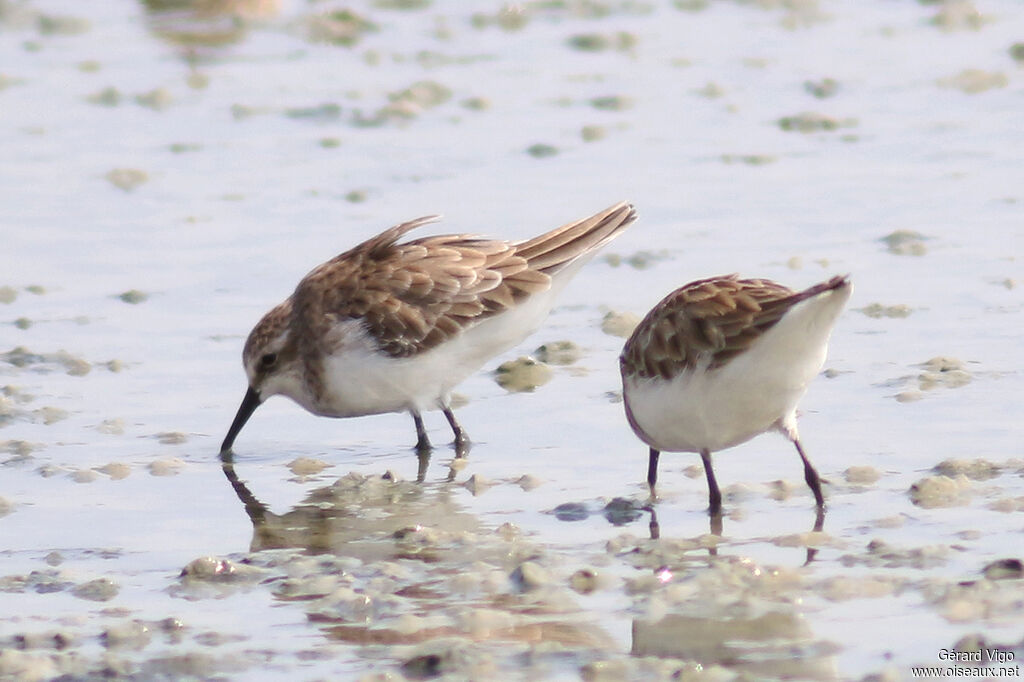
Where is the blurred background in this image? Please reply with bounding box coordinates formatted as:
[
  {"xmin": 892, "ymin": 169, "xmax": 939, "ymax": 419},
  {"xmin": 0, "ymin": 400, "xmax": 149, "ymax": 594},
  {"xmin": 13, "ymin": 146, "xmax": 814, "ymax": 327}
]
[{"xmin": 2, "ymin": 1, "xmax": 1022, "ymax": 680}]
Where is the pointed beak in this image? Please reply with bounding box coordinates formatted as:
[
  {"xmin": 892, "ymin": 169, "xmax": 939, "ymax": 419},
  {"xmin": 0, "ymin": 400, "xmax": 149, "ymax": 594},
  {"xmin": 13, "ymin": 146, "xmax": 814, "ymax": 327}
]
[{"xmin": 220, "ymin": 386, "xmax": 262, "ymax": 454}]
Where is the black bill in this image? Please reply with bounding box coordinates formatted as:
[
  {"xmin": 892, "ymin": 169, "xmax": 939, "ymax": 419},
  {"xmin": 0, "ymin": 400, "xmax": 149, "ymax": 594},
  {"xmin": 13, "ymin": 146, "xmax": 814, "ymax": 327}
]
[{"xmin": 220, "ymin": 386, "xmax": 261, "ymax": 454}]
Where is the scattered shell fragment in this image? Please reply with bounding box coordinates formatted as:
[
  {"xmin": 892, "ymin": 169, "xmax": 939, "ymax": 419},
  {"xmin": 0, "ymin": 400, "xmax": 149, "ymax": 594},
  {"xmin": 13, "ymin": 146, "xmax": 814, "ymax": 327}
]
[
  {"xmin": 921, "ymin": 356, "xmax": 963, "ymax": 372},
  {"xmin": 0, "ymin": 286, "xmax": 17, "ymax": 304},
  {"xmin": 804, "ymin": 77, "xmax": 839, "ymax": 98},
  {"xmin": 930, "ymin": 1, "xmax": 985, "ymax": 31},
  {"xmin": 96, "ymin": 462, "xmax": 131, "ymax": 480},
  {"xmin": 605, "ymin": 250, "xmax": 670, "ymax": 270},
  {"xmin": 106, "ymin": 168, "xmax": 149, "ymax": 191},
  {"xmin": 567, "ymin": 32, "xmax": 636, "ymax": 52},
  {"xmin": 37, "ymin": 13, "xmax": 91, "ymax": 35},
  {"xmin": 603, "ymin": 497, "xmax": 644, "ymax": 526},
  {"xmin": 933, "ymin": 458, "xmax": 999, "ymax": 481},
  {"xmin": 12, "ymin": 630, "xmax": 74, "ymax": 650},
  {"xmin": 70, "ymin": 469, "xmax": 98, "ymax": 483},
  {"xmin": 35, "ymin": 407, "xmax": 69, "ymax": 424},
  {"xmin": 909, "ymin": 474, "xmax": 971, "ymax": 508},
  {"xmin": 534, "ymin": 340, "xmax": 581, "ymax": 365},
  {"xmin": 982, "ymin": 559, "xmax": 1023, "ymax": 581},
  {"xmin": 156, "ymin": 431, "xmax": 187, "ymax": 445},
  {"xmin": 71, "ymin": 578, "xmax": 119, "ymax": 602},
  {"xmin": 818, "ymin": 575, "xmax": 901, "ymax": 601},
  {"xmin": 569, "ymin": 568, "xmax": 601, "ymax": 594},
  {"xmin": 600, "ymin": 311, "xmax": 640, "ymax": 338},
  {"xmin": 510, "ymin": 561, "xmax": 550, "ymax": 591},
  {"xmin": 148, "ymin": 457, "xmax": 185, "ymax": 476},
  {"xmin": 463, "ymin": 474, "xmax": 493, "ymax": 495},
  {"xmin": 494, "ymin": 356, "xmax": 552, "ymax": 392},
  {"xmin": 581, "ymin": 659, "xmax": 631, "ymax": 681},
  {"xmin": 97, "ymin": 418, "xmax": 125, "ymax": 435},
  {"xmin": 939, "ymin": 69, "xmax": 1007, "ymax": 94},
  {"xmin": 778, "ymin": 112, "xmax": 854, "ymax": 132},
  {"xmin": 102, "ymin": 621, "xmax": 152, "ymax": 650},
  {"xmin": 721, "ymin": 153, "xmax": 776, "ymax": 165},
  {"xmin": 773, "ymin": 530, "xmax": 830, "ymax": 548},
  {"xmin": 118, "ymin": 289, "xmax": 148, "ymax": 304},
  {"xmin": 285, "ymin": 103, "xmax": 341, "ymax": 121},
  {"xmin": 402, "ymin": 652, "xmax": 449, "ymax": 679},
  {"xmin": 863, "ymin": 538, "xmax": 950, "ymax": 569},
  {"xmin": 306, "ymin": 9, "xmax": 377, "ymax": 46},
  {"xmin": 590, "ymin": 95, "xmax": 632, "ymax": 111},
  {"xmin": 918, "ymin": 357, "xmax": 971, "ymax": 390},
  {"xmin": 552, "ymin": 502, "xmax": 590, "ymax": 522},
  {"xmin": 989, "ymin": 496, "xmax": 1024, "ymax": 513},
  {"xmin": 844, "ymin": 466, "xmax": 880, "ymax": 485},
  {"xmin": 516, "ymin": 474, "xmax": 543, "ymax": 491},
  {"xmin": 2, "ymin": 439, "xmax": 38, "ymax": 456},
  {"xmin": 694, "ymin": 81, "xmax": 725, "ymax": 98},
  {"xmin": 526, "ymin": 143, "xmax": 558, "ymax": 158},
  {"xmin": 880, "ymin": 230, "xmax": 928, "ymax": 255},
  {"xmin": 461, "ymin": 96, "xmax": 490, "ymax": 110},
  {"xmin": 288, "ymin": 457, "xmax": 330, "ymax": 476},
  {"xmin": 180, "ymin": 556, "xmax": 244, "ymax": 581},
  {"xmin": 470, "ymin": 5, "xmax": 528, "ymax": 31},
  {"xmin": 135, "ymin": 88, "xmax": 173, "ymax": 110},
  {"xmin": 858, "ymin": 303, "xmax": 912, "ymax": 319},
  {"xmin": 87, "ymin": 86, "xmax": 122, "ymax": 106}
]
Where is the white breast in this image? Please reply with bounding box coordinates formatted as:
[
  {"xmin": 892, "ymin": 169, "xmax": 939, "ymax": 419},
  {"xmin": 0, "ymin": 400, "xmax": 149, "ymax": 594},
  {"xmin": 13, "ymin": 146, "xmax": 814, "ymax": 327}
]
[
  {"xmin": 315, "ymin": 287, "xmax": 562, "ymax": 417},
  {"xmin": 624, "ymin": 283, "xmax": 851, "ymax": 453}
]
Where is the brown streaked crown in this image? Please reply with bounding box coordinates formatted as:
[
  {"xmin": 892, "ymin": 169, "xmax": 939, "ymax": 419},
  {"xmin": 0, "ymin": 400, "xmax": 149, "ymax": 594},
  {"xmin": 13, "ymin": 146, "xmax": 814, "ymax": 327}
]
[
  {"xmin": 621, "ymin": 274, "xmax": 849, "ymax": 381},
  {"xmin": 243, "ymin": 301, "xmax": 291, "ymax": 364}
]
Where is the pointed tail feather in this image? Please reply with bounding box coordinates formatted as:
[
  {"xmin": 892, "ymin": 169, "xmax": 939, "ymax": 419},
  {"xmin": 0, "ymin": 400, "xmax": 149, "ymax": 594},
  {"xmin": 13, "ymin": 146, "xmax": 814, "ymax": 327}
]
[
  {"xmin": 799, "ymin": 274, "xmax": 852, "ymax": 301},
  {"xmin": 514, "ymin": 201, "xmax": 637, "ymax": 275}
]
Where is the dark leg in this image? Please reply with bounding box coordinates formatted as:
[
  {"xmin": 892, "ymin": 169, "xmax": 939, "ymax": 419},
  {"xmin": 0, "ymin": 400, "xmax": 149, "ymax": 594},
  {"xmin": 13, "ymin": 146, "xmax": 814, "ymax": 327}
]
[
  {"xmin": 441, "ymin": 406, "xmax": 470, "ymax": 457},
  {"xmin": 793, "ymin": 438, "xmax": 825, "ymax": 508},
  {"xmin": 643, "ymin": 450, "xmax": 661, "ymax": 537},
  {"xmin": 708, "ymin": 508, "xmax": 723, "ymax": 557},
  {"xmin": 805, "ymin": 505, "xmax": 826, "ymax": 565},
  {"xmin": 410, "ymin": 410, "xmax": 431, "ymax": 454},
  {"xmin": 647, "ymin": 505, "xmax": 660, "ymax": 540},
  {"xmin": 647, "ymin": 448, "xmax": 660, "ymax": 492},
  {"xmin": 709, "ymin": 510, "xmax": 723, "ymax": 537},
  {"xmin": 700, "ymin": 449, "xmax": 722, "ymax": 516},
  {"xmin": 415, "ymin": 449, "xmax": 430, "ymax": 484}
]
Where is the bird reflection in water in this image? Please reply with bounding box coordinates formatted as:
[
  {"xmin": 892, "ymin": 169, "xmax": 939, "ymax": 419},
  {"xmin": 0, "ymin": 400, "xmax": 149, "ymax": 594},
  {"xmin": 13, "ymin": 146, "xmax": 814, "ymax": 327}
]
[
  {"xmin": 645, "ymin": 499, "xmax": 825, "ymax": 565},
  {"xmin": 218, "ymin": 449, "xmax": 467, "ymax": 555}
]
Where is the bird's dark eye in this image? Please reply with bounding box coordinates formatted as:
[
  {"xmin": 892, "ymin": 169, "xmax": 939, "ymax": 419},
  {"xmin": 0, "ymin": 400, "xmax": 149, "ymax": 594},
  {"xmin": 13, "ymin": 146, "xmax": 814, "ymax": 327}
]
[{"xmin": 260, "ymin": 352, "xmax": 277, "ymax": 368}]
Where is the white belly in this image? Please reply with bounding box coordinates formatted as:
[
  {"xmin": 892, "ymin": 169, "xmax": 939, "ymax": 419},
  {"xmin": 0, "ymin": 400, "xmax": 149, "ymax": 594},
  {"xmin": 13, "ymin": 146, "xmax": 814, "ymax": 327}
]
[
  {"xmin": 315, "ymin": 287, "xmax": 561, "ymax": 417},
  {"xmin": 623, "ymin": 284, "xmax": 850, "ymax": 453}
]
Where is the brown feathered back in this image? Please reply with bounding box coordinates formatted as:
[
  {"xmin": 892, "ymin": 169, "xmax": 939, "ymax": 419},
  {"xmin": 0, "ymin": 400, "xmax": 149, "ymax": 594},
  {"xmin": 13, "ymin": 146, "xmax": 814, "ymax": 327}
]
[
  {"xmin": 289, "ymin": 202, "xmax": 636, "ymax": 359},
  {"xmin": 621, "ymin": 274, "xmax": 849, "ymax": 380}
]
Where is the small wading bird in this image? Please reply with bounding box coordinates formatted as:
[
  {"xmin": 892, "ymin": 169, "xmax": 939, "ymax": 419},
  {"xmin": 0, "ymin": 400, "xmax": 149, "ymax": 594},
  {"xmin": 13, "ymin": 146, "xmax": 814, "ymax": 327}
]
[
  {"xmin": 620, "ymin": 274, "xmax": 851, "ymax": 515},
  {"xmin": 221, "ymin": 201, "xmax": 637, "ymax": 460}
]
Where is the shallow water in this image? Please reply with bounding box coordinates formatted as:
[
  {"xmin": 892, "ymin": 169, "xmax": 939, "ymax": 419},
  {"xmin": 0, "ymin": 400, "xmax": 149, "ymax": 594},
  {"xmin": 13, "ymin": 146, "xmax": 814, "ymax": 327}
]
[{"xmin": 2, "ymin": 0, "xmax": 1023, "ymax": 680}]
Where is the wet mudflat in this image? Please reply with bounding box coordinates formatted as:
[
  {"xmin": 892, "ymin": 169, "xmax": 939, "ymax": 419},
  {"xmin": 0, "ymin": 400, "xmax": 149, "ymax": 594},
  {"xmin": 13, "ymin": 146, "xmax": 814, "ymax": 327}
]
[{"xmin": 2, "ymin": 1, "xmax": 1023, "ymax": 680}]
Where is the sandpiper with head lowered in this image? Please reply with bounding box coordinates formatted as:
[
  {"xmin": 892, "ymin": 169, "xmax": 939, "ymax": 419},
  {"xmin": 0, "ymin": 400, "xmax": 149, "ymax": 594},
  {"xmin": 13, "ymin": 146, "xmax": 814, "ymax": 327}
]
[
  {"xmin": 619, "ymin": 274, "xmax": 851, "ymax": 515},
  {"xmin": 221, "ymin": 201, "xmax": 637, "ymax": 458}
]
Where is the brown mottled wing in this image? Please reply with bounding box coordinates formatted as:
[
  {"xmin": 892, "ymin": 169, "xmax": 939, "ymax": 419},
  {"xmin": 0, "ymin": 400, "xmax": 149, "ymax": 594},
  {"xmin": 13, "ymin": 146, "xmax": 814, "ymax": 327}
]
[
  {"xmin": 621, "ymin": 275, "xmax": 848, "ymax": 380},
  {"xmin": 291, "ymin": 216, "xmax": 552, "ymax": 358}
]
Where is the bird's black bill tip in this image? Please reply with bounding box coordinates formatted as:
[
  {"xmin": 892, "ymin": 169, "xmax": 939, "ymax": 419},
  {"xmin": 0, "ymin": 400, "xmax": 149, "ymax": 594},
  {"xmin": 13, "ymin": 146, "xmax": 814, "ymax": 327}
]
[{"xmin": 220, "ymin": 386, "xmax": 262, "ymax": 455}]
